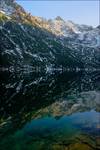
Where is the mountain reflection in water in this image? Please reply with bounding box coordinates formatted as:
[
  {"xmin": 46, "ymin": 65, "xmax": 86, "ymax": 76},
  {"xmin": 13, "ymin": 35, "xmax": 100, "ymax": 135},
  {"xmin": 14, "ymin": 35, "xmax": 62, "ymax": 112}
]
[{"xmin": 0, "ymin": 71, "xmax": 100, "ymax": 150}]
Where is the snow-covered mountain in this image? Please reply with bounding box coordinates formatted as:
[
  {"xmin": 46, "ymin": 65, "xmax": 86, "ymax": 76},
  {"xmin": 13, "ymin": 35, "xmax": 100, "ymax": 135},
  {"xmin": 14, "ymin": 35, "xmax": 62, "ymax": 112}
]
[
  {"xmin": 0, "ymin": 0, "xmax": 26, "ymax": 16},
  {"xmin": 0, "ymin": 0, "xmax": 100, "ymax": 71},
  {"xmin": 47, "ymin": 16, "xmax": 100, "ymax": 47},
  {"xmin": 0, "ymin": 0, "xmax": 99, "ymax": 47},
  {"xmin": 48, "ymin": 16, "xmax": 93, "ymax": 35}
]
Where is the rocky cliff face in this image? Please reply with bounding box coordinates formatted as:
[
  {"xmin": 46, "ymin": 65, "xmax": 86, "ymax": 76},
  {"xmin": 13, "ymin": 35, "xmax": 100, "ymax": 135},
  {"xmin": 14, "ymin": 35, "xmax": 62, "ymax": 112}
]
[
  {"xmin": 0, "ymin": 0, "xmax": 100, "ymax": 71},
  {"xmin": 47, "ymin": 17, "xmax": 100, "ymax": 48}
]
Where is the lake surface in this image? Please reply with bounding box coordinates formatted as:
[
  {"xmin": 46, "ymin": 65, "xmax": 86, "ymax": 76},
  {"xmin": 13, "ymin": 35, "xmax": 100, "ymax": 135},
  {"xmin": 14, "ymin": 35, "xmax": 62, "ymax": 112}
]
[{"xmin": 0, "ymin": 71, "xmax": 100, "ymax": 150}]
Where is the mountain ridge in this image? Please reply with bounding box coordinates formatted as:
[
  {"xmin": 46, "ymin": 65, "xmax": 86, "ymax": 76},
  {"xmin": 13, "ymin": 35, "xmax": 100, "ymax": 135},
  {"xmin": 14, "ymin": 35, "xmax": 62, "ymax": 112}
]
[{"xmin": 0, "ymin": 0, "xmax": 100, "ymax": 71}]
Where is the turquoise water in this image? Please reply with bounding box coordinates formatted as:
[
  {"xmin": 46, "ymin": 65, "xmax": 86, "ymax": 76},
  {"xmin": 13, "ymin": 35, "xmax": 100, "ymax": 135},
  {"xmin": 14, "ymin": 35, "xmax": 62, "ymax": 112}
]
[
  {"xmin": 0, "ymin": 71, "xmax": 100, "ymax": 150},
  {"xmin": 0, "ymin": 110, "xmax": 100, "ymax": 150}
]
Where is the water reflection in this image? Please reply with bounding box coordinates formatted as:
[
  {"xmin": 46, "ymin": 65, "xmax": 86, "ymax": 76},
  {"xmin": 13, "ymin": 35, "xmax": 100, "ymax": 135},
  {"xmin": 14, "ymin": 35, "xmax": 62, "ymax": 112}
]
[{"xmin": 0, "ymin": 71, "xmax": 100, "ymax": 150}]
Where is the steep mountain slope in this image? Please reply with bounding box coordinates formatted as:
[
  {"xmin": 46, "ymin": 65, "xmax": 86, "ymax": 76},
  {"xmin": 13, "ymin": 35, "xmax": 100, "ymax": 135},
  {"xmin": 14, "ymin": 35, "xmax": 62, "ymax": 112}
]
[
  {"xmin": 0, "ymin": 0, "xmax": 84, "ymax": 70},
  {"xmin": 47, "ymin": 16, "xmax": 100, "ymax": 48},
  {"xmin": 0, "ymin": 0, "xmax": 100, "ymax": 71}
]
